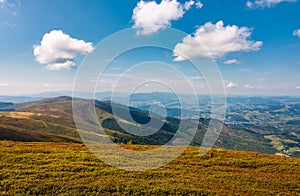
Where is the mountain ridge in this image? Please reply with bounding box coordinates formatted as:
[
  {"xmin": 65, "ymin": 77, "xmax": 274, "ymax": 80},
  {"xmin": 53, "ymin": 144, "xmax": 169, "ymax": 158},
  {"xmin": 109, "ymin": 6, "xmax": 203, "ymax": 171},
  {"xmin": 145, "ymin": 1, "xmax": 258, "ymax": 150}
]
[{"xmin": 0, "ymin": 96, "xmax": 282, "ymax": 156}]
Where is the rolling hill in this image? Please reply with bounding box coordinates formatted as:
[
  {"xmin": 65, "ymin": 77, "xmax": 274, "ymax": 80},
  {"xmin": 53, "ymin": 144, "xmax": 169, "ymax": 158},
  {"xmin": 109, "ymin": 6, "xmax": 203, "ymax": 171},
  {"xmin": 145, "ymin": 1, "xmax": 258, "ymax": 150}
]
[{"xmin": 0, "ymin": 96, "xmax": 281, "ymax": 156}]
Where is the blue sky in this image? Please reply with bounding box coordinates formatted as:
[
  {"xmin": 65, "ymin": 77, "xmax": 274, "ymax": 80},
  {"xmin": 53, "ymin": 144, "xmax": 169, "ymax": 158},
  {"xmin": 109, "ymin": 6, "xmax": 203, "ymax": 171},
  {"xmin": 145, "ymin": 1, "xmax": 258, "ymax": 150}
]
[{"xmin": 0, "ymin": 0, "xmax": 300, "ymax": 95}]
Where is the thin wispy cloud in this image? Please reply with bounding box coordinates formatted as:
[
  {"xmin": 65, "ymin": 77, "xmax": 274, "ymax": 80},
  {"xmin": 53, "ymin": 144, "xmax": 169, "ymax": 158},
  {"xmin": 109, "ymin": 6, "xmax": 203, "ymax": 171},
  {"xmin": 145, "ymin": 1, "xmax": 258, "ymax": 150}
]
[
  {"xmin": 0, "ymin": 0, "xmax": 6, "ymax": 7},
  {"xmin": 173, "ymin": 20, "xmax": 262, "ymax": 61},
  {"xmin": 0, "ymin": 0, "xmax": 21, "ymax": 13},
  {"xmin": 5, "ymin": 22, "xmax": 16, "ymax": 27},
  {"xmin": 239, "ymin": 68, "xmax": 253, "ymax": 72},
  {"xmin": 226, "ymin": 82, "xmax": 238, "ymax": 88},
  {"xmin": 33, "ymin": 30, "xmax": 94, "ymax": 71},
  {"xmin": 0, "ymin": 0, "xmax": 21, "ymax": 27},
  {"xmin": 246, "ymin": 0, "xmax": 297, "ymax": 8},
  {"xmin": 43, "ymin": 84, "xmax": 69, "ymax": 87},
  {"xmin": 132, "ymin": 0, "xmax": 202, "ymax": 35},
  {"xmin": 224, "ymin": 59, "xmax": 240, "ymax": 65},
  {"xmin": 244, "ymin": 84, "xmax": 255, "ymax": 89},
  {"xmin": 257, "ymin": 77, "xmax": 266, "ymax": 82}
]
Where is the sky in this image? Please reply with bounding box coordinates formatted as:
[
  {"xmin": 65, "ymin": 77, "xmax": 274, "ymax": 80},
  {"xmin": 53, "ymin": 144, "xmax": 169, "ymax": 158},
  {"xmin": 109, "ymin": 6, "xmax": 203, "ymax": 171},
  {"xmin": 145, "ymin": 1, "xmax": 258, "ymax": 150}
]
[{"xmin": 0, "ymin": 0, "xmax": 300, "ymax": 96}]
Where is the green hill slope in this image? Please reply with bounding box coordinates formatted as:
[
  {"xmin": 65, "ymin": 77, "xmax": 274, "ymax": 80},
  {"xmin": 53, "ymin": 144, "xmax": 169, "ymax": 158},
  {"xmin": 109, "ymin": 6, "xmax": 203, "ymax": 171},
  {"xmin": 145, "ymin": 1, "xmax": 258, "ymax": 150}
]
[{"xmin": 0, "ymin": 97, "xmax": 278, "ymax": 156}]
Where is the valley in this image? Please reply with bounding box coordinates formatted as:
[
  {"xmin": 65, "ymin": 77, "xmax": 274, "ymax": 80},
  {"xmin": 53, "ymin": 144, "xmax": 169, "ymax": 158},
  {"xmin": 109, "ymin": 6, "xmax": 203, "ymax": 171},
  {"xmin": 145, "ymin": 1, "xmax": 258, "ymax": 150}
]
[{"xmin": 0, "ymin": 94, "xmax": 299, "ymax": 157}]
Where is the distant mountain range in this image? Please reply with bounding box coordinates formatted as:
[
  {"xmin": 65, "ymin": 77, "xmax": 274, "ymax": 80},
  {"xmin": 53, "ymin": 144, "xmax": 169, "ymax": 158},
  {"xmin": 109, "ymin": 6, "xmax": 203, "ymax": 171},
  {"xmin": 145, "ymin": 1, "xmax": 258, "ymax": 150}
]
[
  {"xmin": 1, "ymin": 95, "xmax": 290, "ymax": 157},
  {"xmin": 0, "ymin": 91, "xmax": 114, "ymax": 103},
  {"xmin": 0, "ymin": 92, "xmax": 299, "ymax": 157}
]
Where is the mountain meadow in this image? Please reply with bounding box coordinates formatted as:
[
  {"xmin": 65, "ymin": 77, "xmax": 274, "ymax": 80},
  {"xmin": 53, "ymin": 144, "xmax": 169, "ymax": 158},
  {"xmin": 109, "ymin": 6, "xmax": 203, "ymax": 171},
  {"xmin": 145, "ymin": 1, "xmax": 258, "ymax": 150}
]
[
  {"xmin": 1, "ymin": 141, "xmax": 299, "ymax": 195},
  {"xmin": 0, "ymin": 96, "xmax": 299, "ymax": 195}
]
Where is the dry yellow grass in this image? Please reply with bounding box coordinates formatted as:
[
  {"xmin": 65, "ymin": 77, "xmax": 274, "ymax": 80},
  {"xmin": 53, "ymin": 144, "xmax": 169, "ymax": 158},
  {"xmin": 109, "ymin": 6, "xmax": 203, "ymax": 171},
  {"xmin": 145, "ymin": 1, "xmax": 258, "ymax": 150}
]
[
  {"xmin": 0, "ymin": 112, "xmax": 60, "ymax": 119},
  {"xmin": 0, "ymin": 141, "xmax": 299, "ymax": 195}
]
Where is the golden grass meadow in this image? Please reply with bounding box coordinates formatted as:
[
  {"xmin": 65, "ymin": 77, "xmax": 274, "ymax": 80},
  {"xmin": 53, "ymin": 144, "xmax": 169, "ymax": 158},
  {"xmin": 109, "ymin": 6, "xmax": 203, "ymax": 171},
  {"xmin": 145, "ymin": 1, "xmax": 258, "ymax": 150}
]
[{"xmin": 0, "ymin": 141, "xmax": 299, "ymax": 195}]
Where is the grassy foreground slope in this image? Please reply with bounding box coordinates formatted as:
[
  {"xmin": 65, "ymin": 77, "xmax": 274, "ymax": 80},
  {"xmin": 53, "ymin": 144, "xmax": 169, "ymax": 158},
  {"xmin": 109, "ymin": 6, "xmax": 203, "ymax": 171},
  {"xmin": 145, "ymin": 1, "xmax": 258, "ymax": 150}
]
[
  {"xmin": 0, "ymin": 111, "xmax": 81, "ymax": 143},
  {"xmin": 0, "ymin": 141, "xmax": 299, "ymax": 195}
]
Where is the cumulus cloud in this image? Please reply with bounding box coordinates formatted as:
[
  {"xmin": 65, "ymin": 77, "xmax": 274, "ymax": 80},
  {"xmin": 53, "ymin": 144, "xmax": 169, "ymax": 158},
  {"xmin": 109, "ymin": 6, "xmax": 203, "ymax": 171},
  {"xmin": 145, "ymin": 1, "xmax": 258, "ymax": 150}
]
[
  {"xmin": 293, "ymin": 29, "xmax": 300, "ymax": 38},
  {"xmin": 246, "ymin": 1, "xmax": 254, "ymax": 7},
  {"xmin": 226, "ymin": 82, "xmax": 238, "ymax": 88},
  {"xmin": 132, "ymin": 0, "xmax": 201, "ymax": 35},
  {"xmin": 173, "ymin": 20, "xmax": 262, "ymax": 61},
  {"xmin": 45, "ymin": 61, "xmax": 76, "ymax": 71},
  {"xmin": 195, "ymin": 1, "xmax": 204, "ymax": 8},
  {"xmin": 34, "ymin": 30, "xmax": 94, "ymax": 71},
  {"xmin": 246, "ymin": 0, "xmax": 297, "ymax": 8},
  {"xmin": 183, "ymin": 0, "xmax": 195, "ymax": 10},
  {"xmin": 224, "ymin": 59, "xmax": 240, "ymax": 65}
]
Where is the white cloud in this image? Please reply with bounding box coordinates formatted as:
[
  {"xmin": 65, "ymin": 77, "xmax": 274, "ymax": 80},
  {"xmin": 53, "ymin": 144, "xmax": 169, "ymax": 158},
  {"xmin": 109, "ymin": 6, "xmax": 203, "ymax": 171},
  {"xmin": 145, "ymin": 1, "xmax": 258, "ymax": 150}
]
[
  {"xmin": 173, "ymin": 20, "xmax": 262, "ymax": 61},
  {"xmin": 0, "ymin": 0, "xmax": 20, "ymax": 18},
  {"xmin": 33, "ymin": 30, "xmax": 93, "ymax": 71},
  {"xmin": 246, "ymin": 1, "xmax": 254, "ymax": 7},
  {"xmin": 239, "ymin": 68, "xmax": 252, "ymax": 72},
  {"xmin": 0, "ymin": 0, "xmax": 20, "ymax": 12},
  {"xmin": 46, "ymin": 61, "xmax": 76, "ymax": 71},
  {"xmin": 183, "ymin": 0, "xmax": 194, "ymax": 10},
  {"xmin": 296, "ymin": 86, "xmax": 300, "ymax": 89},
  {"xmin": 0, "ymin": 83, "xmax": 8, "ymax": 86},
  {"xmin": 43, "ymin": 83, "xmax": 70, "ymax": 87},
  {"xmin": 132, "ymin": 0, "xmax": 200, "ymax": 35},
  {"xmin": 246, "ymin": 0, "xmax": 297, "ymax": 8},
  {"xmin": 224, "ymin": 59, "xmax": 240, "ymax": 65},
  {"xmin": 226, "ymin": 82, "xmax": 238, "ymax": 88},
  {"xmin": 244, "ymin": 84, "xmax": 255, "ymax": 88},
  {"xmin": 195, "ymin": 1, "xmax": 204, "ymax": 8},
  {"xmin": 293, "ymin": 29, "xmax": 300, "ymax": 38},
  {"xmin": 257, "ymin": 77, "xmax": 265, "ymax": 82}
]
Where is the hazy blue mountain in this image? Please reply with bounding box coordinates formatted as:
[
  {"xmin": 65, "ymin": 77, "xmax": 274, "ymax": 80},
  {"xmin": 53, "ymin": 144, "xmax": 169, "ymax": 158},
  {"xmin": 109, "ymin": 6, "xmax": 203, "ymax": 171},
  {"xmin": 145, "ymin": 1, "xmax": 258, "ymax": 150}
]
[{"xmin": 0, "ymin": 96, "xmax": 43, "ymax": 103}]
